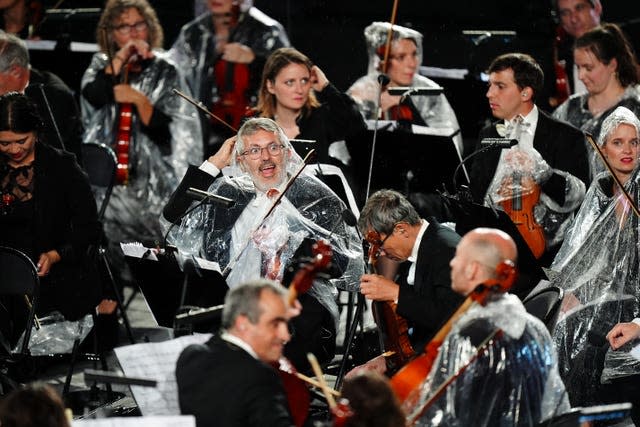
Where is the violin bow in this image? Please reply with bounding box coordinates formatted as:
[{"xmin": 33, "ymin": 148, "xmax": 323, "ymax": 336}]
[
  {"xmin": 172, "ymin": 88, "xmax": 237, "ymax": 133},
  {"xmin": 586, "ymin": 133, "xmax": 640, "ymax": 218}
]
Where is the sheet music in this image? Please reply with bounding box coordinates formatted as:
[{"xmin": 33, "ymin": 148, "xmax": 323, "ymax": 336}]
[
  {"xmin": 411, "ymin": 125, "xmax": 456, "ymax": 137},
  {"xmin": 114, "ymin": 333, "xmax": 212, "ymax": 415},
  {"xmin": 365, "ymin": 119, "xmax": 398, "ymax": 131},
  {"xmin": 121, "ymin": 242, "xmax": 159, "ymax": 261},
  {"xmin": 25, "ymin": 40, "xmax": 99, "ymax": 52},
  {"xmin": 73, "ymin": 416, "xmax": 195, "ymax": 427}
]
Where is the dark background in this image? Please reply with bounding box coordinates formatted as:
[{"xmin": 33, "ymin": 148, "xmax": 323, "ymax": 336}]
[{"xmin": 30, "ymin": 0, "xmax": 640, "ymax": 144}]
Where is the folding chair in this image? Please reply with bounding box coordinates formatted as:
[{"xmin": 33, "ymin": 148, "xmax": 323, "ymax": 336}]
[
  {"xmin": 523, "ymin": 285, "xmax": 565, "ymax": 332},
  {"xmin": 81, "ymin": 142, "xmax": 134, "ymax": 343}
]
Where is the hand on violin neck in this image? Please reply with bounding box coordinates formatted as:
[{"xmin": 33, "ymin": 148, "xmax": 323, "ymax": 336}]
[
  {"xmin": 118, "ymin": 39, "xmax": 153, "ymax": 62},
  {"xmin": 114, "ymin": 84, "xmax": 153, "ymax": 125},
  {"xmin": 359, "ymin": 273, "xmax": 399, "ymax": 302},
  {"xmin": 380, "ymin": 90, "xmax": 401, "ymax": 112}
]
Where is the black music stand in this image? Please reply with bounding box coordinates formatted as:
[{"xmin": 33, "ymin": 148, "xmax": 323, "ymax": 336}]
[
  {"xmin": 125, "ymin": 252, "xmax": 228, "ymax": 329},
  {"xmin": 348, "ymin": 128, "xmax": 461, "ymax": 204},
  {"xmin": 443, "ymin": 195, "xmax": 547, "ymax": 299}
]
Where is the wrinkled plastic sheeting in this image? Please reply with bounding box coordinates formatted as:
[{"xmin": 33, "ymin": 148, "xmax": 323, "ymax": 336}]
[{"xmin": 14, "ymin": 312, "xmax": 94, "ymax": 356}]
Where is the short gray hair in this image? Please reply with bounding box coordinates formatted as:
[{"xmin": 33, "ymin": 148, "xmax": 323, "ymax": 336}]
[
  {"xmin": 235, "ymin": 117, "xmax": 289, "ymax": 155},
  {"xmin": 358, "ymin": 189, "xmax": 421, "ymax": 235},
  {"xmin": 221, "ymin": 279, "xmax": 287, "ymax": 329},
  {"xmin": 0, "ymin": 31, "xmax": 29, "ymax": 72}
]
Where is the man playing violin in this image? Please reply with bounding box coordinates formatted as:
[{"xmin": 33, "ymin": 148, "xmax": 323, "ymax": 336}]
[
  {"xmin": 177, "ymin": 279, "xmax": 299, "ymax": 427},
  {"xmin": 170, "ymin": 0, "xmax": 290, "ymax": 156},
  {"xmin": 404, "ymin": 228, "xmax": 569, "ymax": 426},
  {"xmin": 163, "ymin": 117, "xmax": 364, "ymax": 373},
  {"xmin": 469, "ymin": 53, "xmax": 589, "ymax": 266},
  {"xmin": 356, "ymin": 189, "xmax": 463, "ymax": 370}
]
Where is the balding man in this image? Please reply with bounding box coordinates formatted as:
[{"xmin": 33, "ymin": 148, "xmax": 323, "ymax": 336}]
[{"xmin": 405, "ymin": 228, "xmax": 569, "ymax": 427}]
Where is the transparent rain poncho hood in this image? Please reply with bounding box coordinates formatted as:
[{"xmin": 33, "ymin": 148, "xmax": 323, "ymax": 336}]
[
  {"xmin": 404, "ymin": 293, "xmax": 569, "ymax": 426},
  {"xmin": 166, "ymin": 133, "xmax": 364, "ymax": 322},
  {"xmin": 81, "ymin": 51, "xmax": 203, "ymax": 244},
  {"xmin": 549, "ymin": 106, "xmax": 640, "ymax": 407},
  {"xmin": 347, "ymin": 22, "xmax": 463, "ymax": 153}
]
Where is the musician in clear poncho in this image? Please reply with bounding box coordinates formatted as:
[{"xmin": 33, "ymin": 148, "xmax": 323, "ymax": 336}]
[
  {"xmin": 404, "ymin": 228, "xmax": 568, "ymax": 426},
  {"xmin": 162, "ymin": 117, "xmax": 364, "ymax": 372},
  {"xmin": 347, "ymin": 22, "xmax": 463, "ymax": 155},
  {"xmin": 548, "ymin": 106, "xmax": 640, "ymax": 416},
  {"xmin": 80, "ymin": 0, "xmax": 203, "ymax": 257}
]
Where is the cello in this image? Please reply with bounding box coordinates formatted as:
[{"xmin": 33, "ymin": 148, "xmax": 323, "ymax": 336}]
[
  {"xmin": 211, "ymin": 2, "xmax": 251, "ymax": 130},
  {"xmin": 389, "ymin": 259, "xmax": 516, "ymax": 403}
]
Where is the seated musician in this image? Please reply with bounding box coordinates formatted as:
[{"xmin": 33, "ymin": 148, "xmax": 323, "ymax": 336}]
[
  {"xmin": 176, "ymin": 279, "xmax": 298, "ymax": 427},
  {"xmin": 253, "ymin": 47, "xmax": 366, "ymax": 168},
  {"xmin": 469, "ymin": 53, "xmax": 589, "ymax": 266},
  {"xmin": 169, "ymin": 0, "xmax": 290, "ymax": 155},
  {"xmin": 548, "ymin": 106, "xmax": 640, "ymax": 424},
  {"xmin": 356, "ymin": 189, "xmax": 464, "ymax": 372},
  {"xmin": 347, "ymin": 22, "xmax": 463, "ymax": 155},
  {"xmin": 80, "ymin": 0, "xmax": 202, "ymax": 279},
  {"xmin": 163, "ymin": 117, "xmax": 364, "ymax": 372},
  {"xmin": 404, "ymin": 228, "xmax": 568, "ymax": 426},
  {"xmin": 0, "ymin": 93, "xmax": 101, "ymax": 345}
]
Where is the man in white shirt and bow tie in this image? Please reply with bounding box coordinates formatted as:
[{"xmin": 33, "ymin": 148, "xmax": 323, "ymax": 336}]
[
  {"xmin": 162, "ymin": 117, "xmax": 364, "ymax": 372},
  {"xmin": 469, "ymin": 53, "xmax": 590, "ymax": 266}
]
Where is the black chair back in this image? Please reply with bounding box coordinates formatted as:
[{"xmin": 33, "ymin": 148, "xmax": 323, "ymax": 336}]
[
  {"xmin": 81, "ymin": 143, "xmax": 117, "ymax": 220},
  {"xmin": 523, "ymin": 285, "xmax": 564, "ymax": 332},
  {"xmin": 0, "ymin": 246, "xmax": 39, "ymax": 356}
]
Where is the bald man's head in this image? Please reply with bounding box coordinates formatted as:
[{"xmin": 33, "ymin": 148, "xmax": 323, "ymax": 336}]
[{"xmin": 449, "ymin": 228, "xmax": 517, "ymax": 296}]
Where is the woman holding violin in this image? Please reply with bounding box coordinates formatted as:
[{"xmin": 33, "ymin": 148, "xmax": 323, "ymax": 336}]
[
  {"xmin": 549, "ymin": 107, "xmax": 640, "ymax": 423},
  {"xmin": 253, "ymin": 47, "xmax": 366, "ymax": 168},
  {"xmin": 170, "ymin": 0, "xmax": 290, "ymax": 156},
  {"xmin": 348, "ymin": 22, "xmax": 463, "ymax": 155},
  {"xmin": 80, "ymin": 0, "xmax": 201, "ymax": 272},
  {"xmin": 403, "ymin": 228, "xmax": 568, "ymax": 426}
]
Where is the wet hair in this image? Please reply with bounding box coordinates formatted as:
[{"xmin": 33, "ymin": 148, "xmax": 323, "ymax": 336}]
[
  {"xmin": 0, "ymin": 92, "xmax": 44, "ymax": 134},
  {"xmin": 221, "ymin": 279, "xmax": 287, "ymax": 329},
  {"xmin": 358, "ymin": 189, "xmax": 421, "ymax": 236},
  {"xmin": 0, "ymin": 383, "xmax": 70, "ymax": 427},
  {"xmin": 0, "ymin": 31, "xmax": 30, "ymax": 72},
  {"xmin": 96, "ymin": 0, "xmax": 164, "ymax": 53},
  {"xmin": 575, "ymin": 23, "xmax": 640, "ymax": 87},
  {"xmin": 487, "ymin": 53, "xmax": 544, "ymax": 100},
  {"xmin": 256, "ymin": 48, "xmax": 320, "ymax": 119}
]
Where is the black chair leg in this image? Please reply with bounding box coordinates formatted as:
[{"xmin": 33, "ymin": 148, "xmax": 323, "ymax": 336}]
[
  {"xmin": 335, "ymin": 293, "xmax": 366, "ymax": 390},
  {"xmin": 99, "ymin": 247, "xmax": 135, "ymax": 344}
]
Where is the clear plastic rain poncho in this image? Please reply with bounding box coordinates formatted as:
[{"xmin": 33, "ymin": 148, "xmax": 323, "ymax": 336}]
[
  {"xmin": 404, "ymin": 293, "xmax": 569, "ymax": 426},
  {"xmin": 166, "ymin": 132, "xmax": 364, "ymax": 324},
  {"xmin": 549, "ymin": 106, "xmax": 640, "ymax": 407},
  {"xmin": 553, "ymin": 84, "xmax": 640, "ymax": 178},
  {"xmin": 347, "ymin": 22, "xmax": 463, "ymax": 154},
  {"xmin": 485, "ymin": 116, "xmax": 586, "ymax": 248},
  {"xmin": 80, "ymin": 51, "xmax": 203, "ymax": 245}
]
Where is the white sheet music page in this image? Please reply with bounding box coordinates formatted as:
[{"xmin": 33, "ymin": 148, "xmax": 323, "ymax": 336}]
[
  {"xmin": 120, "ymin": 242, "xmax": 159, "ymax": 261},
  {"xmin": 114, "ymin": 333, "xmax": 212, "ymax": 415},
  {"xmin": 73, "ymin": 415, "xmax": 195, "ymax": 427}
]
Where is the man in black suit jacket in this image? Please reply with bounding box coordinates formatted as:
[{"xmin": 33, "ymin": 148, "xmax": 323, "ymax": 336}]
[
  {"xmin": 470, "ymin": 53, "xmax": 589, "ymax": 265},
  {"xmin": 176, "ymin": 279, "xmax": 296, "ymax": 427},
  {"xmin": 357, "ymin": 189, "xmax": 464, "ymax": 367}
]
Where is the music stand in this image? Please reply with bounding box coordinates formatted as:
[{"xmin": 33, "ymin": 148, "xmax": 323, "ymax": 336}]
[
  {"xmin": 348, "ymin": 128, "xmax": 461, "ymax": 204},
  {"xmin": 444, "ymin": 195, "xmax": 547, "ymax": 299}
]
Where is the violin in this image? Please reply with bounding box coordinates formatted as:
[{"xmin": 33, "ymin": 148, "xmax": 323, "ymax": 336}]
[
  {"xmin": 366, "ymin": 230, "xmax": 415, "ymax": 374},
  {"xmin": 211, "ymin": 2, "xmax": 251, "ymax": 130},
  {"xmin": 114, "ymin": 47, "xmax": 143, "ymax": 185},
  {"xmin": 278, "ymin": 239, "xmax": 333, "ymax": 427},
  {"xmin": 549, "ymin": 26, "xmax": 570, "ymax": 108},
  {"xmin": 499, "ymin": 172, "xmax": 546, "ymax": 259},
  {"xmin": 390, "ymin": 260, "xmax": 516, "ymax": 403}
]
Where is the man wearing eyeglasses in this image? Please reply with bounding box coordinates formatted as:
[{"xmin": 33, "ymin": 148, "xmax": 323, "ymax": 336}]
[
  {"xmin": 357, "ymin": 189, "xmax": 464, "ymax": 361},
  {"xmin": 163, "ymin": 117, "xmax": 364, "ymax": 373}
]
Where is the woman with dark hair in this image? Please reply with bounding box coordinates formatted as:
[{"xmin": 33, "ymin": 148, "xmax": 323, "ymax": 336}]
[
  {"xmin": 81, "ymin": 0, "xmax": 201, "ymax": 279},
  {"xmin": 253, "ymin": 47, "xmax": 365, "ymax": 166},
  {"xmin": 553, "ymin": 23, "xmax": 640, "ymax": 178},
  {"xmin": 0, "ymin": 92, "xmax": 101, "ymax": 345},
  {"xmin": 0, "ymin": 382, "xmax": 70, "ymax": 427},
  {"xmin": 340, "ymin": 371, "xmax": 405, "ymax": 427}
]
